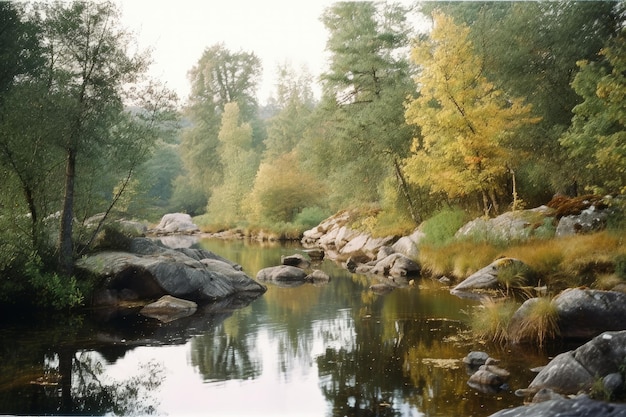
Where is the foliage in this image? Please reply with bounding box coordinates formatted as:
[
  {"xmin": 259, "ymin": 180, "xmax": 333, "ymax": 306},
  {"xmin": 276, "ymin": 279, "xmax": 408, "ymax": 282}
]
[
  {"xmin": 419, "ymin": 207, "xmax": 468, "ymax": 247},
  {"xmin": 180, "ymin": 43, "xmax": 263, "ymax": 205},
  {"xmin": 206, "ymin": 102, "xmax": 259, "ymax": 225},
  {"xmin": 309, "ymin": 2, "xmax": 418, "ymax": 212},
  {"xmin": 293, "ymin": 206, "xmax": 331, "ymax": 230},
  {"xmin": 405, "ymin": 12, "xmax": 540, "ymax": 215},
  {"xmin": 560, "ymin": 28, "xmax": 626, "ymax": 194},
  {"xmin": 246, "ymin": 151, "xmax": 324, "ymax": 224},
  {"xmin": 23, "ymin": 255, "xmax": 84, "ymax": 310}
]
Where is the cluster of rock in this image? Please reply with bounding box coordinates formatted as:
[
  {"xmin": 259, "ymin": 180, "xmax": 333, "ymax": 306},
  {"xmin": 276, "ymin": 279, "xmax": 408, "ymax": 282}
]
[
  {"xmin": 301, "ymin": 210, "xmax": 421, "ymax": 283},
  {"xmin": 148, "ymin": 213, "xmax": 200, "ymax": 235},
  {"xmin": 463, "ymin": 351, "xmax": 511, "ymax": 394},
  {"xmin": 487, "ymin": 331, "xmax": 626, "ymax": 417},
  {"xmin": 256, "ymin": 254, "xmax": 331, "ymax": 287},
  {"xmin": 76, "ymin": 237, "xmax": 266, "ymax": 317},
  {"xmin": 455, "ymin": 195, "xmax": 618, "ymax": 242}
]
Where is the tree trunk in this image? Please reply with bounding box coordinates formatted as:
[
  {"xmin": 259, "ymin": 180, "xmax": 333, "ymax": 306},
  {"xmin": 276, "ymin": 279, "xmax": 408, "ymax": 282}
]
[
  {"xmin": 394, "ymin": 158, "xmax": 421, "ymax": 224},
  {"xmin": 58, "ymin": 148, "xmax": 76, "ymax": 276}
]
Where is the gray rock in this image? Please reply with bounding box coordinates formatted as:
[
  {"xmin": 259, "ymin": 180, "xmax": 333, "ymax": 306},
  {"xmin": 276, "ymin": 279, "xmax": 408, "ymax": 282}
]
[
  {"xmin": 305, "ymin": 269, "xmax": 331, "ymax": 284},
  {"xmin": 371, "ymin": 253, "xmax": 420, "ymax": 277},
  {"xmin": 556, "ymin": 205, "xmax": 610, "ymax": 237},
  {"xmin": 140, "ymin": 295, "xmax": 197, "ymax": 323},
  {"xmin": 519, "ymin": 331, "xmax": 626, "ymax": 397},
  {"xmin": 603, "ymin": 373, "xmax": 624, "ymax": 399},
  {"xmin": 152, "ymin": 213, "xmax": 199, "ymax": 234},
  {"xmin": 76, "ymin": 238, "xmax": 265, "ymax": 304},
  {"xmin": 456, "ymin": 206, "xmax": 555, "ymax": 242},
  {"xmin": 553, "ymin": 288, "xmax": 626, "ymax": 339},
  {"xmin": 451, "ymin": 258, "xmax": 528, "ymax": 295},
  {"xmin": 462, "ymin": 351, "xmax": 490, "ymax": 367},
  {"xmin": 488, "ymin": 395, "xmax": 626, "ymax": 417},
  {"xmin": 256, "ymin": 265, "xmax": 307, "ymax": 283}
]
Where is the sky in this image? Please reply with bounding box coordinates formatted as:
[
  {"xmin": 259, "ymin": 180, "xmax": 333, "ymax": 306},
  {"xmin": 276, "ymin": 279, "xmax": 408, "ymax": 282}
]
[{"xmin": 116, "ymin": 0, "xmax": 336, "ymax": 105}]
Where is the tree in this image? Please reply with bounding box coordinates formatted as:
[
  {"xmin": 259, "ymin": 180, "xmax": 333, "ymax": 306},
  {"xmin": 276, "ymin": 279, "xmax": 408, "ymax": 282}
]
[
  {"xmin": 246, "ymin": 151, "xmax": 324, "ymax": 224},
  {"xmin": 313, "ymin": 2, "xmax": 417, "ymax": 217},
  {"xmin": 206, "ymin": 102, "xmax": 259, "ymax": 225},
  {"xmin": 404, "ymin": 12, "xmax": 539, "ymax": 215},
  {"xmin": 179, "ymin": 44, "xmax": 262, "ymax": 205},
  {"xmin": 560, "ymin": 29, "xmax": 626, "ymax": 193},
  {"xmin": 421, "ymin": 1, "xmax": 624, "ymax": 201}
]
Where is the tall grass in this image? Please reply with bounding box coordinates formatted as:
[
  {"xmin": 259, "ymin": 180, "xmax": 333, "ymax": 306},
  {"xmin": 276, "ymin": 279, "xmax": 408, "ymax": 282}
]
[
  {"xmin": 509, "ymin": 297, "xmax": 560, "ymax": 348},
  {"xmin": 469, "ymin": 299, "xmax": 519, "ymax": 345},
  {"xmin": 418, "ymin": 241, "xmax": 499, "ymax": 278}
]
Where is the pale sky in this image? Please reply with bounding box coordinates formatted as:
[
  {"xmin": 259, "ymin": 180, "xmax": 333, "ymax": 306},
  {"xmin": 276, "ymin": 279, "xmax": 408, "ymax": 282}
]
[{"xmin": 117, "ymin": 0, "xmax": 336, "ymax": 105}]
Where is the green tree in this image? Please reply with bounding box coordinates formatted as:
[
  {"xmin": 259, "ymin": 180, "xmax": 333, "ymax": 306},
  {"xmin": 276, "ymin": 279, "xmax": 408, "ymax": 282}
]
[
  {"xmin": 404, "ymin": 12, "xmax": 539, "ymax": 215},
  {"xmin": 206, "ymin": 102, "xmax": 259, "ymax": 225},
  {"xmin": 312, "ymin": 2, "xmax": 417, "ymax": 217},
  {"xmin": 560, "ymin": 29, "xmax": 626, "ymax": 193},
  {"xmin": 178, "ymin": 44, "xmax": 262, "ymax": 205}
]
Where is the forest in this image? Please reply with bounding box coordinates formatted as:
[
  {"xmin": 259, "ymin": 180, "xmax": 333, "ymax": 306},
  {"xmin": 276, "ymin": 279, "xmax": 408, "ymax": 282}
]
[{"xmin": 0, "ymin": 1, "xmax": 624, "ymax": 309}]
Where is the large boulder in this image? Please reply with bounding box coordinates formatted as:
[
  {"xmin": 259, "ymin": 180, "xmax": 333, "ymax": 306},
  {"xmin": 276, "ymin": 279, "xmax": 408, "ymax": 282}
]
[
  {"xmin": 488, "ymin": 395, "xmax": 626, "ymax": 417},
  {"xmin": 455, "ymin": 206, "xmax": 555, "ymax": 242},
  {"xmin": 151, "ymin": 213, "xmax": 200, "ymax": 235},
  {"xmin": 516, "ymin": 331, "xmax": 626, "ymax": 398},
  {"xmin": 370, "ymin": 253, "xmax": 420, "ymax": 278},
  {"xmin": 553, "ymin": 288, "xmax": 626, "ymax": 339},
  {"xmin": 76, "ymin": 238, "xmax": 265, "ymax": 304}
]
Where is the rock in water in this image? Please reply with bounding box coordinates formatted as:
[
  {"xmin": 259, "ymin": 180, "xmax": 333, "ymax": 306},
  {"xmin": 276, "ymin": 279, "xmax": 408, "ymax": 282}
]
[
  {"xmin": 140, "ymin": 295, "xmax": 197, "ymax": 323},
  {"xmin": 488, "ymin": 395, "xmax": 626, "ymax": 417}
]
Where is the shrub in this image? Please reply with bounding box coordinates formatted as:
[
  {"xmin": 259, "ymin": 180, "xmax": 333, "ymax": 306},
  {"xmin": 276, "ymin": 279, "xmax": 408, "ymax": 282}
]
[
  {"xmin": 419, "ymin": 207, "xmax": 469, "ymax": 247},
  {"xmin": 24, "ymin": 255, "xmax": 84, "ymax": 310},
  {"xmin": 294, "ymin": 206, "xmax": 331, "ymax": 230}
]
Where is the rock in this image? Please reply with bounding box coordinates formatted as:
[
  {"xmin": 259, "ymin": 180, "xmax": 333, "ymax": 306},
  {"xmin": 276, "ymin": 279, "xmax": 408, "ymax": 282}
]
[
  {"xmin": 377, "ymin": 246, "xmax": 395, "ymax": 261},
  {"xmin": 603, "ymin": 373, "xmax": 624, "ymax": 399},
  {"xmin": 555, "ymin": 203, "xmax": 610, "ymax": 237},
  {"xmin": 456, "ymin": 206, "xmax": 555, "ymax": 242},
  {"xmin": 76, "ymin": 238, "xmax": 265, "ymax": 304},
  {"xmin": 468, "ymin": 368, "xmax": 505, "ymax": 387},
  {"xmin": 518, "ymin": 331, "xmax": 626, "ymax": 398},
  {"xmin": 151, "ymin": 213, "xmax": 199, "ymax": 235},
  {"xmin": 140, "ymin": 295, "xmax": 197, "ymax": 323},
  {"xmin": 391, "ymin": 230, "xmax": 424, "ymax": 259},
  {"xmin": 553, "ymin": 288, "xmax": 626, "ymax": 339},
  {"xmin": 157, "ymin": 235, "xmax": 199, "ymax": 249},
  {"xmin": 303, "ymin": 249, "xmax": 324, "ymax": 261},
  {"xmin": 371, "ymin": 253, "xmax": 420, "ymax": 278},
  {"xmin": 451, "ymin": 258, "xmax": 529, "ymax": 295},
  {"xmin": 462, "ymin": 351, "xmax": 490, "ymax": 367},
  {"xmin": 340, "ymin": 233, "xmax": 370, "ymax": 255},
  {"xmin": 281, "ymin": 254, "xmax": 311, "ymax": 269},
  {"xmin": 488, "ymin": 395, "xmax": 626, "ymax": 417},
  {"xmin": 305, "ymin": 269, "xmax": 331, "ymax": 284},
  {"xmin": 531, "ymin": 388, "xmax": 564, "ymax": 404},
  {"xmin": 256, "ymin": 265, "xmax": 307, "ymax": 283}
]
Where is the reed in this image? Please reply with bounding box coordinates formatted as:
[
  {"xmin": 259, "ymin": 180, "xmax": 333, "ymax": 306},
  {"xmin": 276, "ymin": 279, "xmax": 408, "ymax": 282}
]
[
  {"xmin": 509, "ymin": 297, "xmax": 560, "ymax": 348},
  {"xmin": 468, "ymin": 299, "xmax": 518, "ymax": 345}
]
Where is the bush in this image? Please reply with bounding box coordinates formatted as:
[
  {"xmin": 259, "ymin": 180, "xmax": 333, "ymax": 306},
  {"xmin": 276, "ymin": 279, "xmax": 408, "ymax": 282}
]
[
  {"xmin": 294, "ymin": 206, "xmax": 331, "ymax": 229},
  {"xmin": 419, "ymin": 207, "xmax": 468, "ymax": 247},
  {"xmin": 24, "ymin": 255, "xmax": 84, "ymax": 310}
]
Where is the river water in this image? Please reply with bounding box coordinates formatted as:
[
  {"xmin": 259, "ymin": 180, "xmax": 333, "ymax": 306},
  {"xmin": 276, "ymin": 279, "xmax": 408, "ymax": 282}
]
[{"xmin": 0, "ymin": 238, "xmax": 552, "ymax": 416}]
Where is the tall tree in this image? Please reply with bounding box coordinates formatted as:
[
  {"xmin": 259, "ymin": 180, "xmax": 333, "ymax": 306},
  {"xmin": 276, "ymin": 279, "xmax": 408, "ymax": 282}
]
[
  {"xmin": 314, "ymin": 1, "xmax": 417, "ymax": 217},
  {"xmin": 179, "ymin": 44, "xmax": 262, "ymax": 205},
  {"xmin": 206, "ymin": 102, "xmax": 259, "ymax": 225},
  {"xmin": 560, "ymin": 28, "xmax": 626, "ymax": 193},
  {"xmin": 404, "ymin": 12, "xmax": 539, "ymax": 215},
  {"xmin": 38, "ymin": 1, "xmax": 154, "ymax": 274}
]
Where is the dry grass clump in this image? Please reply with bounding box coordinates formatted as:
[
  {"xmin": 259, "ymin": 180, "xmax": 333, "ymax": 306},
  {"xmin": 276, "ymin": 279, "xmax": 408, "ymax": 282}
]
[
  {"xmin": 469, "ymin": 299, "xmax": 519, "ymax": 345},
  {"xmin": 418, "ymin": 241, "xmax": 499, "ymax": 279},
  {"xmin": 593, "ymin": 273, "xmax": 625, "ymax": 290},
  {"xmin": 509, "ymin": 297, "xmax": 560, "ymax": 348}
]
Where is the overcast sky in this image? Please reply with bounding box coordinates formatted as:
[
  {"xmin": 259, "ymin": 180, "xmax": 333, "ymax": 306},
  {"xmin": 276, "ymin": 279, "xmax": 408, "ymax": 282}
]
[{"xmin": 117, "ymin": 0, "xmax": 336, "ymax": 105}]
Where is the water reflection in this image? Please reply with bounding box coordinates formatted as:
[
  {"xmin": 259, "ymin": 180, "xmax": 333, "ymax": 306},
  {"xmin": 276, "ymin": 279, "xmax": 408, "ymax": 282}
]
[{"xmin": 0, "ymin": 239, "xmax": 551, "ymax": 416}]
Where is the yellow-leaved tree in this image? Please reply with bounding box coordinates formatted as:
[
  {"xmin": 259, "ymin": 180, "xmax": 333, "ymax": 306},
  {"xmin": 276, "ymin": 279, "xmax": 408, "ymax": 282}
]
[{"xmin": 404, "ymin": 12, "xmax": 539, "ymax": 215}]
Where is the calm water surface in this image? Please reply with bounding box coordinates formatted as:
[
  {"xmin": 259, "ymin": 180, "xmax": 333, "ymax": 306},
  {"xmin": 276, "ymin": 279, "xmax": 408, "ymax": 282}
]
[{"xmin": 0, "ymin": 238, "xmax": 552, "ymax": 416}]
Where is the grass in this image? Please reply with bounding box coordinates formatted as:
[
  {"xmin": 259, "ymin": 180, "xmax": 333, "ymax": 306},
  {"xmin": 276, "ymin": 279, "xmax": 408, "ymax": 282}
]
[
  {"xmin": 418, "ymin": 240, "xmax": 500, "ymax": 279},
  {"xmin": 469, "ymin": 299, "xmax": 519, "ymax": 345},
  {"xmin": 509, "ymin": 297, "xmax": 560, "ymax": 348}
]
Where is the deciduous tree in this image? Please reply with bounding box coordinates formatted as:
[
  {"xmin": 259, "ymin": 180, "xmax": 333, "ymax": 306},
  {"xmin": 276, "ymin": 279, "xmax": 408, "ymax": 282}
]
[{"xmin": 404, "ymin": 13, "xmax": 539, "ymax": 215}]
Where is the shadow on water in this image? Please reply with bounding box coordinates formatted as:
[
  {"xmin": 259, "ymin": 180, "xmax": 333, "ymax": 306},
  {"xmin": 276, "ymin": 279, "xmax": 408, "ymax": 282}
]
[{"xmin": 0, "ymin": 238, "xmax": 553, "ymax": 416}]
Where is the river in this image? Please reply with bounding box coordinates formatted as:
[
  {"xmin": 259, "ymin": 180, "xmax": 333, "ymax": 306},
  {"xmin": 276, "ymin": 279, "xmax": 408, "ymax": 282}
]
[{"xmin": 0, "ymin": 237, "xmax": 552, "ymax": 416}]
